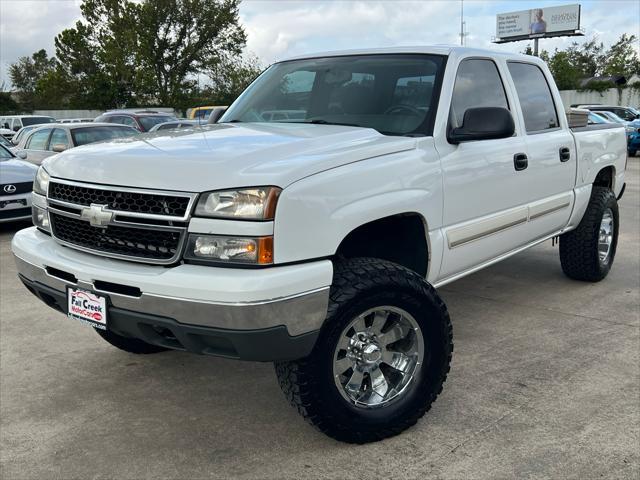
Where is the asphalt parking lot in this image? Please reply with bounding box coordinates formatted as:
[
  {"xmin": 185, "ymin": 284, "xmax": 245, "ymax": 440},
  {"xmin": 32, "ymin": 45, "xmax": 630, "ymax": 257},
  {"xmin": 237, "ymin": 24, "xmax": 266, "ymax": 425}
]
[{"xmin": 1, "ymin": 159, "xmax": 638, "ymax": 480}]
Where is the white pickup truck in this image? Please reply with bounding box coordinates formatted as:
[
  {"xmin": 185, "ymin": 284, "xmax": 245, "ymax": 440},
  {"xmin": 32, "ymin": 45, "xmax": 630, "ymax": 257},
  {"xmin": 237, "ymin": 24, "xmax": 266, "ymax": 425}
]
[{"xmin": 12, "ymin": 46, "xmax": 627, "ymax": 443}]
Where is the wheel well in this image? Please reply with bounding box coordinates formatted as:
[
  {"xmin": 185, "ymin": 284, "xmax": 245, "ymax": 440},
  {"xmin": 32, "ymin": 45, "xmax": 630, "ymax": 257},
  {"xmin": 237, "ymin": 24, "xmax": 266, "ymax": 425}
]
[
  {"xmin": 335, "ymin": 213, "xmax": 428, "ymax": 277},
  {"xmin": 594, "ymin": 166, "xmax": 615, "ymax": 190}
]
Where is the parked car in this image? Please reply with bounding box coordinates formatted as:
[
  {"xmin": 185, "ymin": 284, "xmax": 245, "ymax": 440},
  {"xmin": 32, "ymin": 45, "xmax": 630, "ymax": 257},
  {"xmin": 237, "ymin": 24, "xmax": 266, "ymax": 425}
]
[
  {"xmin": 94, "ymin": 110, "xmax": 178, "ymax": 132},
  {"xmin": 0, "ymin": 144, "xmax": 37, "ymax": 223},
  {"xmin": 59, "ymin": 118, "xmax": 95, "ymax": 123},
  {"xmin": 0, "ymin": 134, "xmax": 13, "ymax": 148},
  {"xmin": 15, "ymin": 123, "xmax": 139, "ymax": 165},
  {"xmin": 148, "ymin": 120, "xmax": 199, "ymax": 132},
  {"xmin": 0, "ymin": 115, "xmax": 56, "ymax": 135},
  {"xmin": 12, "ymin": 46, "xmax": 627, "ymax": 443},
  {"xmin": 577, "ymin": 105, "xmax": 639, "ymax": 122},
  {"xmin": 186, "ymin": 106, "xmax": 226, "ymax": 122},
  {"xmin": 10, "ymin": 124, "xmax": 52, "ymax": 148}
]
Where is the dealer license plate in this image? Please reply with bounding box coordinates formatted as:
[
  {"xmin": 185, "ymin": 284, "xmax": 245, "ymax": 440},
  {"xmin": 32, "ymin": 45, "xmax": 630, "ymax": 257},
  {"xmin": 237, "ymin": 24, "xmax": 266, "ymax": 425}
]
[{"xmin": 67, "ymin": 288, "xmax": 108, "ymax": 330}]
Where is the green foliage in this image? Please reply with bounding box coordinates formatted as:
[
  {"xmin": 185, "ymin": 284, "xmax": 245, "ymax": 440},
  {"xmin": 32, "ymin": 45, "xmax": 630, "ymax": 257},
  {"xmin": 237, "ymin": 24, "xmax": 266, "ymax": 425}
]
[
  {"xmin": 8, "ymin": 49, "xmax": 57, "ymax": 109},
  {"xmin": 0, "ymin": 92, "xmax": 19, "ymax": 113},
  {"xmin": 203, "ymin": 54, "xmax": 263, "ymax": 106},
  {"xmin": 9, "ymin": 0, "xmax": 248, "ymax": 110},
  {"xmin": 525, "ymin": 34, "xmax": 640, "ymax": 91}
]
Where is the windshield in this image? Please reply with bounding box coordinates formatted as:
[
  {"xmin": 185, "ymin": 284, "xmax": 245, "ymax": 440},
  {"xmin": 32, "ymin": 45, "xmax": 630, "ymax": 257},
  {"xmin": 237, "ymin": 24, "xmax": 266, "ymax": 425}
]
[
  {"xmin": 22, "ymin": 116, "xmax": 55, "ymax": 126},
  {"xmin": 138, "ymin": 115, "xmax": 177, "ymax": 131},
  {"xmin": 221, "ymin": 54, "xmax": 445, "ymax": 136},
  {"xmin": 0, "ymin": 135, "xmax": 11, "ymax": 147},
  {"xmin": 0, "ymin": 145, "xmax": 14, "ymax": 159},
  {"xmin": 71, "ymin": 126, "xmax": 139, "ymax": 146}
]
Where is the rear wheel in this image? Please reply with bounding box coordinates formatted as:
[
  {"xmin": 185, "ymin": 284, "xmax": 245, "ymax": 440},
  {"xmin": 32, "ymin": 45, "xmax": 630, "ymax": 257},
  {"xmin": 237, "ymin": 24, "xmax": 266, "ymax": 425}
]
[
  {"xmin": 95, "ymin": 328, "xmax": 169, "ymax": 354},
  {"xmin": 275, "ymin": 257, "xmax": 453, "ymax": 443},
  {"xmin": 559, "ymin": 186, "xmax": 619, "ymax": 282}
]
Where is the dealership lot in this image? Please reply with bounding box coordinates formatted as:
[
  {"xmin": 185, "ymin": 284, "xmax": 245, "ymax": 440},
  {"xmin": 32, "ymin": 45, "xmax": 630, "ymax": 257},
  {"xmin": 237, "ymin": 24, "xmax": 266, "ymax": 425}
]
[{"xmin": 0, "ymin": 159, "xmax": 638, "ymax": 479}]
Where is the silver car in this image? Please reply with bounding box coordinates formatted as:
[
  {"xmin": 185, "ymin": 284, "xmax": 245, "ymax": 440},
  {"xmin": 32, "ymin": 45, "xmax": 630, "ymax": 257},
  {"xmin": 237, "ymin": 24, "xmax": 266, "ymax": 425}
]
[
  {"xmin": 16, "ymin": 122, "xmax": 139, "ymax": 165},
  {"xmin": 0, "ymin": 144, "xmax": 37, "ymax": 223}
]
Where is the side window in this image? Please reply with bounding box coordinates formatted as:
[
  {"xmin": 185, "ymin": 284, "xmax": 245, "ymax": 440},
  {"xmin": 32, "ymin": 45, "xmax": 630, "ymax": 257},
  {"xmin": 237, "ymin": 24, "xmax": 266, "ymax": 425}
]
[
  {"xmin": 48, "ymin": 128, "xmax": 69, "ymax": 150},
  {"xmin": 451, "ymin": 59, "xmax": 509, "ymax": 128},
  {"xmin": 119, "ymin": 116, "xmax": 137, "ymax": 127},
  {"xmin": 26, "ymin": 129, "xmax": 52, "ymax": 150},
  {"xmin": 507, "ymin": 62, "xmax": 559, "ymax": 132},
  {"xmin": 11, "ymin": 118, "xmax": 22, "ymax": 130}
]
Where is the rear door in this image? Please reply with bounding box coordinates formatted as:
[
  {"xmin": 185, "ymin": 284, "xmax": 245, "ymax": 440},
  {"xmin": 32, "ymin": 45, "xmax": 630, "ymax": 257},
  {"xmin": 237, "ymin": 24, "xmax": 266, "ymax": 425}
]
[
  {"xmin": 22, "ymin": 128, "xmax": 53, "ymax": 165},
  {"xmin": 506, "ymin": 61, "xmax": 575, "ymax": 237}
]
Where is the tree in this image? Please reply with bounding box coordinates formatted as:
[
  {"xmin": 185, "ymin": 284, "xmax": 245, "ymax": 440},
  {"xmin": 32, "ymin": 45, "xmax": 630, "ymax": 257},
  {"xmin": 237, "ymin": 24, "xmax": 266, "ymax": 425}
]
[
  {"xmin": 0, "ymin": 92, "xmax": 19, "ymax": 113},
  {"xmin": 204, "ymin": 54, "xmax": 263, "ymax": 105},
  {"xmin": 8, "ymin": 49, "xmax": 57, "ymax": 109},
  {"xmin": 602, "ymin": 33, "xmax": 640, "ymax": 77},
  {"xmin": 566, "ymin": 38, "xmax": 606, "ymax": 78},
  {"xmin": 545, "ymin": 50, "xmax": 581, "ymax": 90},
  {"xmin": 53, "ymin": 0, "xmax": 246, "ymax": 108}
]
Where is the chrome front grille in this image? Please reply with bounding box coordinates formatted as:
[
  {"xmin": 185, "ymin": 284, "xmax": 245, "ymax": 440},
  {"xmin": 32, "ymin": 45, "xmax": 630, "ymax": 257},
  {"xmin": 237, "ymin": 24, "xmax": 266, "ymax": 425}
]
[{"xmin": 47, "ymin": 179, "xmax": 196, "ymax": 264}]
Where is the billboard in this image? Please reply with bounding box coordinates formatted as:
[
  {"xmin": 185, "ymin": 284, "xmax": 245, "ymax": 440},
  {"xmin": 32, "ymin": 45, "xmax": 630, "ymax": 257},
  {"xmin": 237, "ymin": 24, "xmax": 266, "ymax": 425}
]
[{"xmin": 495, "ymin": 4, "xmax": 581, "ymax": 42}]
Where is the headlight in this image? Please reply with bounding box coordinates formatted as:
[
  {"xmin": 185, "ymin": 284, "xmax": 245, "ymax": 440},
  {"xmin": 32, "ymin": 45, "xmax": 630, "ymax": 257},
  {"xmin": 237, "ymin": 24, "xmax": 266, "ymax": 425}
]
[
  {"xmin": 32, "ymin": 205, "xmax": 50, "ymax": 232},
  {"xmin": 33, "ymin": 167, "xmax": 50, "ymax": 196},
  {"xmin": 184, "ymin": 234, "xmax": 274, "ymax": 265},
  {"xmin": 195, "ymin": 187, "xmax": 281, "ymax": 220}
]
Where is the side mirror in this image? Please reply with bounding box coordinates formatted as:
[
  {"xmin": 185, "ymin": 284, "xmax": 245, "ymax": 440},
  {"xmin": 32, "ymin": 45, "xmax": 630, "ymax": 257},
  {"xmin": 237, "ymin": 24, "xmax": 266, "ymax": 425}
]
[
  {"xmin": 16, "ymin": 151, "xmax": 27, "ymax": 160},
  {"xmin": 13, "ymin": 126, "xmax": 20, "ymax": 132},
  {"xmin": 207, "ymin": 107, "xmax": 228, "ymax": 124},
  {"xmin": 51, "ymin": 143, "xmax": 67, "ymax": 153},
  {"xmin": 448, "ymin": 107, "xmax": 515, "ymax": 144}
]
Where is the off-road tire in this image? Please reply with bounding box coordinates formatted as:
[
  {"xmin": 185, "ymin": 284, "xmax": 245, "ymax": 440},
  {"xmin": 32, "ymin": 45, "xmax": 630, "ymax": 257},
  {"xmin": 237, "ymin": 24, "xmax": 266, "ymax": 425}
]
[
  {"xmin": 274, "ymin": 257, "xmax": 453, "ymax": 444},
  {"xmin": 95, "ymin": 328, "xmax": 169, "ymax": 354},
  {"xmin": 559, "ymin": 186, "xmax": 619, "ymax": 282}
]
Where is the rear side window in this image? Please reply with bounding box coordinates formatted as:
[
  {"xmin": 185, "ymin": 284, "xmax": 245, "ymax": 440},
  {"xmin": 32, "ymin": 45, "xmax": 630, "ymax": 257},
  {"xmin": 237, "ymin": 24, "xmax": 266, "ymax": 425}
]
[
  {"xmin": 451, "ymin": 59, "xmax": 509, "ymax": 128},
  {"xmin": 508, "ymin": 62, "xmax": 559, "ymax": 132},
  {"xmin": 26, "ymin": 128, "xmax": 52, "ymax": 150},
  {"xmin": 48, "ymin": 128, "xmax": 69, "ymax": 150}
]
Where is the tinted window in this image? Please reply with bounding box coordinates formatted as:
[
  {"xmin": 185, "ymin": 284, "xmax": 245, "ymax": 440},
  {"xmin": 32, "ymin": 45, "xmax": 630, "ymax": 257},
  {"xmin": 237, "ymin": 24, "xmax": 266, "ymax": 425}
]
[
  {"xmin": 508, "ymin": 62, "xmax": 559, "ymax": 132},
  {"xmin": 26, "ymin": 128, "xmax": 52, "ymax": 150},
  {"xmin": 221, "ymin": 54, "xmax": 444, "ymax": 136},
  {"xmin": 138, "ymin": 115, "xmax": 177, "ymax": 131},
  {"xmin": 71, "ymin": 126, "xmax": 138, "ymax": 146},
  {"xmin": 22, "ymin": 116, "xmax": 55, "ymax": 126},
  {"xmin": 0, "ymin": 145, "xmax": 14, "ymax": 159},
  {"xmin": 49, "ymin": 128, "xmax": 69, "ymax": 150},
  {"xmin": 451, "ymin": 59, "xmax": 509, "ymax": 128}
]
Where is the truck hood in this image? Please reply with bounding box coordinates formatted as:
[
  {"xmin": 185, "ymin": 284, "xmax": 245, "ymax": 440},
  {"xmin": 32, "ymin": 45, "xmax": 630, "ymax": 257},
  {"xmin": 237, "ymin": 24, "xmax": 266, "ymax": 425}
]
[
  {"xmin": 44, "ymin": 123, "xmax": 417, "ymax": 192},
  {"xmin": 0, "ymin": 158, "xmax": 38, "ymax": 183}
]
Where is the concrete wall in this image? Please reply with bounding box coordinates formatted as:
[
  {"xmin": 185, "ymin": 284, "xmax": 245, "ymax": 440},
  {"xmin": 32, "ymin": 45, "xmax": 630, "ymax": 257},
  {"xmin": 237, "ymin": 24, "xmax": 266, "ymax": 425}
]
[{"xmin": 559, "ymin": 88, "xmax": 640, "ymax": 109}]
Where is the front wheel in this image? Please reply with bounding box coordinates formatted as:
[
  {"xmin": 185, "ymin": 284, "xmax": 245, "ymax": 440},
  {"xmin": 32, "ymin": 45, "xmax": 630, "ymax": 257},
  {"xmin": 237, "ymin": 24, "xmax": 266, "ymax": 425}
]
[
  {"xmin": 275, "ymin": 258, "xmax": 453, "ymax": 443},
  {"xmin": 559, "ymin": 186, "xmax": 619, "ymax": 282}
]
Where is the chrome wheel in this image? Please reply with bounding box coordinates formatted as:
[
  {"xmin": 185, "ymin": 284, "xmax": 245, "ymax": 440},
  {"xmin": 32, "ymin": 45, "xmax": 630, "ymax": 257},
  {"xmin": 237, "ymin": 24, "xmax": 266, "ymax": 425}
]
[
  {"xmin": 598, "ymin": 208, "xmax": 614, "ymax": 265},
  {"xmin": 333, "ymin": 306, "xmax": 424, "ymax": 408}
]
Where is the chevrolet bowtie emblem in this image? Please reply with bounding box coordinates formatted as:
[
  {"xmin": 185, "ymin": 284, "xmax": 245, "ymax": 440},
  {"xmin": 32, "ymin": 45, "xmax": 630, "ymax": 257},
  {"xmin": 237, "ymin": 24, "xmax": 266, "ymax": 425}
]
[{"xmin": 80, "ymin": 204, "xmax": 115, "ymax": 227}]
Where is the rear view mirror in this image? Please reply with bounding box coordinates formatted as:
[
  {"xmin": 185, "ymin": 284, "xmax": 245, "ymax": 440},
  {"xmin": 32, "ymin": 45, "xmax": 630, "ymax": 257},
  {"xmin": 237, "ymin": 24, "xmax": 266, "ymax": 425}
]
[
  {"xmin": 16, "ymin": 151, "xmax": 27, "ymax": 160},
  {"xmin": 52, "ymin": 143, "xmax": 67, "ymax": 153},
  {"xmin": 448, "ymin": 107, "xmax": 515, "ymax": 144}
]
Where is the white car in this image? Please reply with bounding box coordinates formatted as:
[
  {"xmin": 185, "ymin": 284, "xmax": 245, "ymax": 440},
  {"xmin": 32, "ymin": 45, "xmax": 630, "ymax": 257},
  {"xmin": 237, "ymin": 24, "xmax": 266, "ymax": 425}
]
[
  {"xmin": 0, "ymin": 145, "xmax": 37, "ymax": 223},
  {"xmin": 15, "ymin": 123, "xmax": 138, "ymax": 165},
  {"xmin": 0, "ymin": 115, "xmax": 56, "ymax": 140},
  {"xmin": 12, "ymin": 46, "xmax": 627, "ymax": 443}
]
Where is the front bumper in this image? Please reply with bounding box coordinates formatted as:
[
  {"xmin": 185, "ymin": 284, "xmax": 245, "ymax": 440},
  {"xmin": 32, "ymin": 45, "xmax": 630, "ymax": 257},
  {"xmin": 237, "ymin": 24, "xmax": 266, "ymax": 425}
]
[{"xmin": 13, "ymin": 227, "xmax": 333, "ymax": 361}]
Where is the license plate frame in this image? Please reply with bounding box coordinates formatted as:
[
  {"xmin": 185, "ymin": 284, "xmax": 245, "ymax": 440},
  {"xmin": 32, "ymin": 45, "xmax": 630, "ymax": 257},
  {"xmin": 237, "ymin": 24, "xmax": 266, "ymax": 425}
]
[{"xmin": 67, "ymin": 287, "xmax": 108, "ymax": 330}]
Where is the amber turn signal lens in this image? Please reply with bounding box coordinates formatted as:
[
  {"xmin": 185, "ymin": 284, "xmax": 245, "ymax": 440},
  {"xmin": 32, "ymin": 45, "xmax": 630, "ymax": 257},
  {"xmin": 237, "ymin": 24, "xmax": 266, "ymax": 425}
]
[{"xmin": 257, "ymin": 237, "xmax": 274, "ymax": 264}]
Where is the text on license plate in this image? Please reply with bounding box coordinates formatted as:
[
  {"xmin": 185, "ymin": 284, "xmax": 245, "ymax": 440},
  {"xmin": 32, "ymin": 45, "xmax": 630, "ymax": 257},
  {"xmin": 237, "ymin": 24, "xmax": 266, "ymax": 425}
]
[{"xmin": 67, "ymin": 288, "xmax": 107, "ymax": 329}]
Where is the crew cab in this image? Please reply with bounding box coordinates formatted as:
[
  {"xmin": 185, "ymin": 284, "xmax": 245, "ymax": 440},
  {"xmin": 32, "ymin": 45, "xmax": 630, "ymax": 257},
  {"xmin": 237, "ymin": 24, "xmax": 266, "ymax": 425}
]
[{"xmin": 12, "ymin": 47, "xmax": 626, "ymax": 444}]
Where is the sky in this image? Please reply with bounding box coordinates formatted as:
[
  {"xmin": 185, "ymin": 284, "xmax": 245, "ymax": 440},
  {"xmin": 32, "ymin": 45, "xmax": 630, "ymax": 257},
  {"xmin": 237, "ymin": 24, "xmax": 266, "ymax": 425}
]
[{"xmin": 0, "ymin": 0, "xmax": 638, "ymax": 89}]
